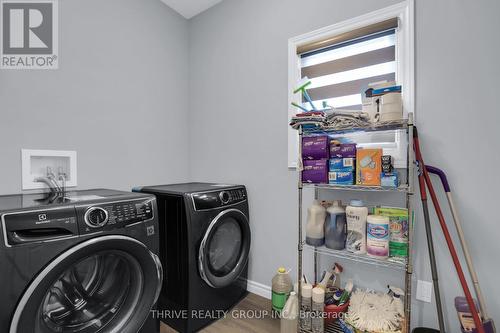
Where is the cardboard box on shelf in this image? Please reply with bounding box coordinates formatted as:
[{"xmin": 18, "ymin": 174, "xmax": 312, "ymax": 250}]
[
  {"xmin": 330, "ymin": 143, "xmax": 356, "ymax": 158},
  {"xmin": 329, "ymin": 171, "xmax": 355, "ymax": 185},
  {"xmin": 329, "ymin": 158, "xmax": 355, "ymax": 171},
  {"xmin": 356, "ymin": 148, "xmax": 382, "ymax": 186},
  {"xmin": 302, "ymin": 136, "xmax": 329, "ymax": 160},
  {"xmin": 302, "ymin": 159, "xmax": 328, "ymax": 184}
]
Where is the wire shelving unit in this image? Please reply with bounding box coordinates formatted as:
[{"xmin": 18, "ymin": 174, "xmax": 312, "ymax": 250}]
[
  {"xmin": 296, "ymin": 113, "xmax": 415, "ymax": 333},
  {"xmin": 302, "ymin": 183, "xmax": 410, "ymax": 193}
]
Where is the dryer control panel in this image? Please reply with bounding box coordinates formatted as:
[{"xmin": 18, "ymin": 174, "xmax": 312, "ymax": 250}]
[{"xmin": 192, "ymin": 187, "xmax": 247, "ymax": 211}]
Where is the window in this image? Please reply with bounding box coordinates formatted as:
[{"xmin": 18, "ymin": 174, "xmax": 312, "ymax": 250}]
[
  {"xmin": 300, "ymin": 28, "xmax": 396, "ymax": 110},
  {"xmin": 288, "ymin": 1, "xmax": 414, "ymax": 167}
]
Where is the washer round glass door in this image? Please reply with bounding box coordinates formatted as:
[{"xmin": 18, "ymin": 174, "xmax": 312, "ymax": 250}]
[
  {"xmin": 10, "ymin": 235, "xmax": 162, "ymax": 333},
  {"xmin": 198, "ymin": 208, "xmax": 251, "ymax": 288}
]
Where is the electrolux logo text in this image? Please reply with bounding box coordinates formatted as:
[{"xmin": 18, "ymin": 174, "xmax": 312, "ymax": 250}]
[{"xmin": 0, "ymin": 0, "xmax": 58, "ymax": 69}]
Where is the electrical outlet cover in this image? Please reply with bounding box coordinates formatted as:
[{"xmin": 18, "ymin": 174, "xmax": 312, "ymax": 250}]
[{"xmin": 416, "ymin": 280, "xmax": 433, "ymax": 303}]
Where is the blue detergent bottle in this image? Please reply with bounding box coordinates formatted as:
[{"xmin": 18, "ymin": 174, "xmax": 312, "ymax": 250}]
[{"xmin": 325, "ymin": 200, "xmax": 346, "ymax": 250}]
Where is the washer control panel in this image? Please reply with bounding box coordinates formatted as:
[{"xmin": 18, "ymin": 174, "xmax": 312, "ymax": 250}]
[
  {"xmin": 84, "ymin": 207, "xmax": 108, "ymax": 228},
  {"xmin": 80, "ymin": 199, "xmax": 154, "ymax": 233},
  {"xmin": 192, "ymin": 187, "xmax": 247, "ymax": 211},
  {"xmin": 106, "ymin": 200, "xmax": 153, "ymax": 225}
]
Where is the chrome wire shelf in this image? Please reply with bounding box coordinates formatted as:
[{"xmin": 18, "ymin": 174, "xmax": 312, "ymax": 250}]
[
  {"xmin": 302, "ymin": 183, "xmax": 410, "ymax": 193},
  {"xmin": 297, "ymin": 112, "xmax": 415, "ymax": 333},
  {"xmin": 301, "ymin": 321, "xmax": 343, "ymax": 333},
  {"xmin": 302, "ymin": 118, "xmax": 410, "ymax": 135},
  {"xmin": 303, "ymin": 244, "xmax": 407, "ymax": 271}
]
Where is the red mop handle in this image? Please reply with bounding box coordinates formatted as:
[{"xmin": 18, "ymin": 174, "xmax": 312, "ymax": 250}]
[
  {"xmin": 413, "ymin": 128, "xmax": 485, "ymax": 333},
  {"xmin": 417, "ymin": 160, "xmax": 427, "ymax": 200}
]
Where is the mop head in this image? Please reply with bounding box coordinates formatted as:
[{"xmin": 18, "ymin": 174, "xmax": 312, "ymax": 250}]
[{"xmin": 345, "ymin": 289, "xmax": 404, "ymax": 333}]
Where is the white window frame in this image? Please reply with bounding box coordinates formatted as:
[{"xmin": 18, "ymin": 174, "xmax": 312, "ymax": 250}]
[{"xmin": 287, "ymin": 0, "xmax": 415, "ymax": 168}]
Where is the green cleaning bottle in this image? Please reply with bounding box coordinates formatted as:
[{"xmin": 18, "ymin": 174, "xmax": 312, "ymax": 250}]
[{"xmin": 272, "ymin": 267, "xmax": 292, "ymax": 314}]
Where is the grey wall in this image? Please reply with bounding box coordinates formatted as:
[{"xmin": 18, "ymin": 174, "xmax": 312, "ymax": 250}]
[
  {"xmin": 1, "ymin": 0, "xmax": 499, "ymax": 329},
  {"xmin": 188, "ymin": 0, "xmax": 500, "ymax": 329},
  {"xmin": 0, "ymin": 0, "xmax": 190, "ymax": 194},
  {"xmin": 413, "ymin": 0, "xmax": 500, "ymax": 327}
]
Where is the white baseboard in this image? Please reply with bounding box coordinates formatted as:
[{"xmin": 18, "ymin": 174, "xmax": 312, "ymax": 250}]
[{"xmin": 247, "ymin": 279, "xmax": 271, "ymax": 299}]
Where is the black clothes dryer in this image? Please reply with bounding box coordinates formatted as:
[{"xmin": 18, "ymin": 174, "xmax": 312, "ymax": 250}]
[
  {"xmin": 134, "ymin": 183, "xmax": 251, "ymax": 333},
  {"xmin": 0, "ymin": 189, "xmax": 162, "ymax": 333}
]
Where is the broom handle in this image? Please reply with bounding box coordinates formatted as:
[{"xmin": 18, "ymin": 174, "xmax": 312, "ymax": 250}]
[
  {"xmin": 419, "ymin": 176, "xmax": 447, "ymax": 332},
  {"xmin": 415, "ymin": 146, "xmax": 446, "ymax": 332},
  {"xmin": 413, "ymin": 128, "xmax": 485, "ymax": 333},
  {"xmin": 426, "ymin": 165, "xmax": 489, "ymax": 320}
]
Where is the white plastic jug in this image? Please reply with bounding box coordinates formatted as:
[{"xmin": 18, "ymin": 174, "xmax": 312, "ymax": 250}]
[
  {"xmin": 306, "ymin": 200, "xmax": 326, "ymax": 246},
  {"xmin": 281, "ymin": 291, "xmax": 298, "ymax": 333}
]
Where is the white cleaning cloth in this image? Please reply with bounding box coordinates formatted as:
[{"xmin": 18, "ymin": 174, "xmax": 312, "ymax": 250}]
[{"xmin": 345, "ymin": 289, "xmax": 404, "ymax": 333}]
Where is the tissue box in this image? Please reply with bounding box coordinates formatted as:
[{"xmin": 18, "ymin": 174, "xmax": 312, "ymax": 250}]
[
  {"xmin": 330, "ymin": 143, "xmax": 356, "ymax": 158},
  {"xmin": 302, "ymin": 159, "xmax": 328, "ymax": 184},
  {"xmin": 356, "ymin": 148, "xmax": 382, "ymax": 186},
  {"xmin": 329, "ymin": 171, "xmax": 354, "ymax": 185},
  {"xmin": 329, "ymin": 158, "xmax": 355, "ymax": 171},
  {"xmin": 302, "ymin": 136, "xmax": 329, "ymax": 160}
]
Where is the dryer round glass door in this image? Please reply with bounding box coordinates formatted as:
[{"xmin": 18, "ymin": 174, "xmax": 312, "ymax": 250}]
[
  {"xmin": 198, "ymin": 208, "xmax": 251, "ymax": 288},
  {"xmin": 9, "ymin": 235, "xmax": 162, "ymax": 333}
]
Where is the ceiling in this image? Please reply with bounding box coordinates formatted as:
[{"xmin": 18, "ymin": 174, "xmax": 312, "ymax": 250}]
[{"xmin": 160, "ymin": 0, "xmax": 223, "ymax": 19}]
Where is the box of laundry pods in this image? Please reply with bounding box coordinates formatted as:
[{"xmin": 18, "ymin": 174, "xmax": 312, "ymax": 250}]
[
  {"xmin": 302, "ymin": 159, "xmax": 328, "ymax": 184},
  {"xmin": 302, "ymin": 136, "xmax": 329, "ymax": 160},
  {"xmin": 356, "ymin": 148, "xmax": 382, "ymax": 186},
  {"xmin": 330, "ymin": 143, "xmax": 356, "ymax": 158}
]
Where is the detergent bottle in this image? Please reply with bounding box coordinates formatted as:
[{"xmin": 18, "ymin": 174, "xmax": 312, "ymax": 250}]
[
  {"xmin": 325, "ymin": 200, "xmax": 346, "ymax": 250},
  {"xmin": 306, "ymin": 200, "xmax": 326, "ymax": 246}
]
